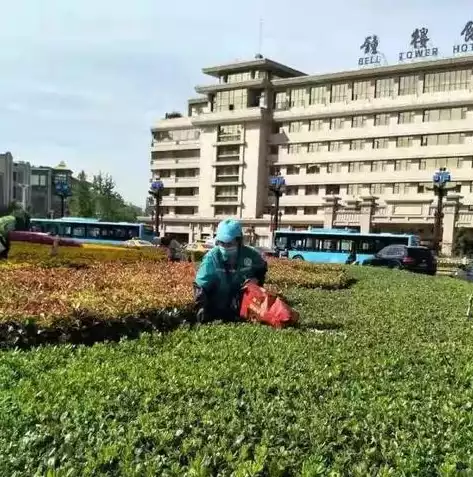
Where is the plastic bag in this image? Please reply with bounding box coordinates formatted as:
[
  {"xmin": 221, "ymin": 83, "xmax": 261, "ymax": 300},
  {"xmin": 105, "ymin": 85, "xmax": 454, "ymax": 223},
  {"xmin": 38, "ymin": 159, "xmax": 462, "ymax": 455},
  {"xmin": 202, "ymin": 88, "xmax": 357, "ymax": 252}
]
[{"xmin": 239, "ymin": 282, "xmax": 299, "ymax": 328}]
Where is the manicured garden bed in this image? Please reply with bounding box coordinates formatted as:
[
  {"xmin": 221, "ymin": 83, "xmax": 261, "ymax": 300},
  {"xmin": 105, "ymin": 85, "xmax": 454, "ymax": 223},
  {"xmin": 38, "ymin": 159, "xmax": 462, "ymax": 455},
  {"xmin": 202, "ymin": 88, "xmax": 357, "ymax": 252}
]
[{"xmin": 2, "ymin": 244, "xmax": 472, "ymax": 474}]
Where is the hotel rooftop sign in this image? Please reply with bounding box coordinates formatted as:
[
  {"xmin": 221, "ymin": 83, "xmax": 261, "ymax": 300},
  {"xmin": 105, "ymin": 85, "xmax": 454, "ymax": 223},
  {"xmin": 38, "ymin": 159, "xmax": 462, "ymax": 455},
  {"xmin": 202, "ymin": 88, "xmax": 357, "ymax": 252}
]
[{"xmin": 357, "ymin": 21, "xmax": 473, "ymax": 68}]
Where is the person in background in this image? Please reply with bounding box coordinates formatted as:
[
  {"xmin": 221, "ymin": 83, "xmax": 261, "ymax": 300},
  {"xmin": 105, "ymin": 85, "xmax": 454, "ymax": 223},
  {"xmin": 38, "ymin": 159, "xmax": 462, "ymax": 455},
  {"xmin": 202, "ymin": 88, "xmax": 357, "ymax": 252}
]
[
  {"xmin": 0, "ymin": 216, "xmax": 16, "ymax": 260},
  {"xmin": 159, "ymin": 235, "xmax": 183, "ymax": 262},
  {"xmin": 194, "ymin": 218, "xmax": 267, "ymax": 323}
]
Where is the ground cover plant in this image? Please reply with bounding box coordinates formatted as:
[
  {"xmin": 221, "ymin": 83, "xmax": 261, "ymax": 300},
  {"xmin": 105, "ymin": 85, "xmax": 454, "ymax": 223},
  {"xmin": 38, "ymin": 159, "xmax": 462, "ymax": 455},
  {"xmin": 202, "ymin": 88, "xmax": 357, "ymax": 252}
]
[
  {"xmin": 0, "ymin": 243, "xmax": 349, "ymax": 347},
  {"xmin": 1, "ymin": 267, "xmax": 473, "ymax": 475}
]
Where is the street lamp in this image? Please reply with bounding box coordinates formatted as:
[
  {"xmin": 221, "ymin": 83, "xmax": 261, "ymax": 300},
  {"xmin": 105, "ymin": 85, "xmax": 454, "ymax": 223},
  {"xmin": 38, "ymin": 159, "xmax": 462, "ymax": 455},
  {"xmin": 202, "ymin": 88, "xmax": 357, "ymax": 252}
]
[
  {"xmin": 53, "ymin": 163, "xmax": 72, "ymax": 218},
  {"xmin": 269, "ymin": 173, "xmax": 285, "ymax": 235},
  {"xmin": 432, "ymin": 167, "xmax": 452, "ymax": 254},
  {"xmin": 149, "ymin": 179, "xmax": 164, "ymax": 237}
]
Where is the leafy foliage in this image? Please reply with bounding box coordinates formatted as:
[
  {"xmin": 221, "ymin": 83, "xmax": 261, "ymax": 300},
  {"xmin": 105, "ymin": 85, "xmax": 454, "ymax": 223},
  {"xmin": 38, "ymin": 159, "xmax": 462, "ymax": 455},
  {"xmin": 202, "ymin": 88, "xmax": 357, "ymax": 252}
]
[
  {"xmin": 1, "ymin": 268, "xmax": 473, "ymax": 474},
  {"xmin": 1, "ymin": 245, "xmax": 346, "ymax": 347},
  {"xmin": 68, "ymin": 171, "xmax": 143, "ymax": 222}
]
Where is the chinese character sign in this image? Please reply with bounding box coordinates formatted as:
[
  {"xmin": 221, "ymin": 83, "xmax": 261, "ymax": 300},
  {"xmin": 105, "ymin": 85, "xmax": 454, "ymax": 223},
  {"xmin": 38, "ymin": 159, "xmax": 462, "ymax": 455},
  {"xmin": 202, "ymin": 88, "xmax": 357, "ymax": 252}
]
[
  {"xmin": 399, "ymin": 26, "xmax": 438, "ymax": 61},
  {"xmin": 358, "ymin": 35, "xmax": 382, "ymax": 67},
  {"xmin": 453, "ymin": 21, "xmax": 473, "ymax": 54}
]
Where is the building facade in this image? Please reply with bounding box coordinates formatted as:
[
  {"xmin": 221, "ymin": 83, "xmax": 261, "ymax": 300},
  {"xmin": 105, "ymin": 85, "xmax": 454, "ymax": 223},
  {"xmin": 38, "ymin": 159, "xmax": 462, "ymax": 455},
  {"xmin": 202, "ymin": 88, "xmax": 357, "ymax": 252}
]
[
  {"xmin": 0, "ymin": 152, "xmax": 14, "ymax": 208},
  {"xmin": 150, "ymin": 55, "xmax": 473, "ymax": 254}
]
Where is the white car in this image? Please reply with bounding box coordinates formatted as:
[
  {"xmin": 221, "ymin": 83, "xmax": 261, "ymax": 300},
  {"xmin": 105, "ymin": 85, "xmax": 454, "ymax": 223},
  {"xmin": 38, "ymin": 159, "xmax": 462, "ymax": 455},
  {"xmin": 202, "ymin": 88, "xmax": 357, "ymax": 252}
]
[{"xmin": 124, "ymin": 239, "xmax": 155, "ymax": 248}]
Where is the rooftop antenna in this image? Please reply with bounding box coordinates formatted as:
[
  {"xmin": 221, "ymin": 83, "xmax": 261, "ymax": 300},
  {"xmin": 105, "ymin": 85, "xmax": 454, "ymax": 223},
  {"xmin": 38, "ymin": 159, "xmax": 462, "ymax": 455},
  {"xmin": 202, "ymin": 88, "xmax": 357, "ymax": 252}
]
[{"xmin": 255, "ymin": 17, "xmax": 264, "ymax": 59}]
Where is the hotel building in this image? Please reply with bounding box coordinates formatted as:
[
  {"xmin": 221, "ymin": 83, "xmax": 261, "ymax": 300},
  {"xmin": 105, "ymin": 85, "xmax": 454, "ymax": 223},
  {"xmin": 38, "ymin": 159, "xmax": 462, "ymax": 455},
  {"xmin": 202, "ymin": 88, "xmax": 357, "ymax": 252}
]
[{"xmin": 150, "ymin": 54, "xmax": 473, "ymax": 254}]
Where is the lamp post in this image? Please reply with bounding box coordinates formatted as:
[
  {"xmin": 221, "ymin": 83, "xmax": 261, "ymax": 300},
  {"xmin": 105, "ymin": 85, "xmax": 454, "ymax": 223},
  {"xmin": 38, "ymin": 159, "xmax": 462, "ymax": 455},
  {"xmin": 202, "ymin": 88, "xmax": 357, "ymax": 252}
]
[
  {"xmin": 53, "ymin": 163, "xmax": 72, "ymax": 218},
  {"xmin": 149, "ymin": 179, "xmax": 164, "ymax": 237},
  {"xmin": 269, "ymin": 173, "xmax": 285, "ymax": 231},
  {"xmin": 432, "ymin": 167, "xmax": 452, "ymax": 254}
]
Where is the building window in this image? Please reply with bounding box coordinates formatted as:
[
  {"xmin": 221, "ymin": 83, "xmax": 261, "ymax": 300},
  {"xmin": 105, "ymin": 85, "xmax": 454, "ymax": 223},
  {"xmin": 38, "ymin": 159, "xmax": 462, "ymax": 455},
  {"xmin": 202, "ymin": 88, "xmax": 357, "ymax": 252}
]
[
  {"xmin": 373, "ymin": 138, "xmax": 389, "ymax": 149},
  {"xmin": 397, "ymin": 136, "xmax": 414, "ymax": 148},
  {"xmin": 398, "ymin": 74, "xmax": 418, "ymax": 95},
  {"xmin": 215, "ymin": 165, "xmax": 239, "ymax": 182},
  {"xmin": 290, "ymin": 88, "xmax": 306, "ymax": 107},
  {"xmin": 153, "ymin": 128, "xmax": 200, "ymax": 142},
  {"xmin": 305, "ymin": 185, "xmax": 319, "ymax": 195},
  {"xmin": 417, "ymin": 184, "xmax": 426, "ymax": 194},
  {"xmin": 217, "ymin": 124, "xmax": 241, "ymax": 142},
  {"xmin": 215, "ymin": 205, "xmax": 238, "ymax": 216},
  {"xmin": 274, "ymin": 91, "xmax": 289, "ymax": 110},
  {"xmin": 327, "ymin": 163, "xmax": 341, "ymax": 173},
  {"xmin": 350, "ymin": 139, "xmax": 366, "ymax": 151},
  {"xmin": 175, "ymin": 206, "xmax": 196, "ymax": 215},
  {"xmin": 418, "ymin": 159, "xmax": 427, "ymax": 170},
  {"xmin": 285, "ymin": 186, "xmax": 299, "ymax": 196},
  {"xmin": 308, "ymin": 142, "xmax": 325, "ymax": 153},
  {"xmin": 225, "ymin": 72, "xmax": 253, "ymax": 83},
  {"xmin": 288, "ymin": 121, "xmax": 303, "ymax": 133},
  {"xmin": 347, "ymin": 184, "xmax": 362, "ymax": 195},
  {"xmin": 348, "ymin": 162, "xmax": 363, "ymax": 173},
  {"xmin": 286, "ymin": 165, "xmax": 300, "ymax": 175},
  {"xmin": 175, "ymin": 168, "xmax": 198, "ymax": 178},
  {"xmin": 375, "ymin": 77, "xmax": 396, "ymax": 98},
  {"xmin": 424, "ymin": 69, "xmax": 471, "ymax": 93},
  {"xmin": 352, "ymin": 80, "xmax": 372, "ymax": 100},
  {"xmin": 331, "ymin": 83, "xmax": 349, "ymax": 103},
  {"xmin": 309, "ymin": 119, "xmax": 324, "ymax": 131},
  {"xmin": 432, "ymin": 157, "xmax": 463, "ymax": 169},
  {"xmin": 398, "ymin": 111, "xmax": 416, "ymax": 124},
  {"xmin": 284, "ymin": 207, "xmax": 297, "ymax": 215},
  {"xmin": 213, "ymin": 89, "xmax": 247, "ymax": 111},
  {"xmin": 421, "ymin": 133, "xmax": 465, "ymax": 146},
  {"xmin": 287, "ymin": 144, "xmax": 302, "ymax": 154},
  {"xmin": 215, "ymin": 186, "xmax": 239, "ymax": 202},
  {"xmin": 330, "ymin": 117, "xmax": 345, "ymax": 130},
  {"xmin": 310, "ymin": 85, "xmax": 328, "ymax": 105},
  {"xmin": 394, "ymin": 160, "xmax": 409, "ymax": 171},
  {"xmin": 370, "ymin": 161, "xmax": 386, "ymax": 172},
  {"xmin": 325, "ymin": 184, "xmax": 340, "ymax": 195},
  {"xmin": 370, "ymin": 183, "xmax": 385, "ymax": 195},
  {"xmin": 374, "ymin": 113, "xmax": 390, "ymax": 126},
  {"xmin": 216, "ymin": 145, "xmax": 240, "ymax": 162},
  {"xmin": 423, "ymin": 107, "xmax": 468, "ymax": 122},
  {"xmin": 329, "ymin": 141, "xmax": 345, "ymax": 152},
  {"xmin": 304, "ymin": 206, "xmax": 320, "ymax": 215},
  {"xmin": 307, "ymin": 164, "xmax": 320, "ymax": 174},
  {"xmin": 352, "ymin": 115, "xmax": 367, "ymax": 128}
]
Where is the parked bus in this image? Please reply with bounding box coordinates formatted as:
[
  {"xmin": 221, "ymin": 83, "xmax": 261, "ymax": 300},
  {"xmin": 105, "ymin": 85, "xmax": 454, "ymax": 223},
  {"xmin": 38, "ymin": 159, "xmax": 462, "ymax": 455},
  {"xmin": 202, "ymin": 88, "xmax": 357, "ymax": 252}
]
[
  {"xmin": 29, "ymin": 217, "xmax": 155, "ymax": 246},
  {"xmin": 274, "ymin": 228, "xmax": 420, "ymax": 264}
]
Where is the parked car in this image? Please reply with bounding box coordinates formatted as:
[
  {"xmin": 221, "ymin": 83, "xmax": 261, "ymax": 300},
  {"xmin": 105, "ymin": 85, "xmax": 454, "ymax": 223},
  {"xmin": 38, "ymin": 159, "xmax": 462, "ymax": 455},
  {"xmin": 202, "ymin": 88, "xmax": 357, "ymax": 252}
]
[
  {"xmin": 123, "ymin": 239, "xmax": 155, "ymax": 248},
  {"xmin": 362, "ymin": 245, "xmax": 437, "ymax": 275}
]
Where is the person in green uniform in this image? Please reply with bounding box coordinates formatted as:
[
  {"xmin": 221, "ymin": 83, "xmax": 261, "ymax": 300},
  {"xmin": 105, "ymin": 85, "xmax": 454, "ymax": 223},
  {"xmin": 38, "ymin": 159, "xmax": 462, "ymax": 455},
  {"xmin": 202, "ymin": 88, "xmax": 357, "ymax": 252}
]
[
  {"xmin": 0, "ymin": 215, "xmax": 16, "ymax": 260},
  {"xmin": 194, "ymin": 218, "xmax": 267, "ymax": 323}
]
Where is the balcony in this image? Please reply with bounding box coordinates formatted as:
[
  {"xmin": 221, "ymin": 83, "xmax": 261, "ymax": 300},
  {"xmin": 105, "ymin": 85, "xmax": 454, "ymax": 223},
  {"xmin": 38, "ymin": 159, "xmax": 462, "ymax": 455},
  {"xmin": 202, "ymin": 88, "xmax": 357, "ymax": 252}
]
[
  {"xmin": 152, "ymin": 116, "xmax": 193, "ymax": 130},
  {"xmin": 160, "ymin": 176, "xmax": 200, "ymax": 188},
  {"xmin": 151, "ymin": 139, "xmax": 200, "ymax": 152},
  {"xmin": 191, "ymin": 107, "xmax": 263, "ymax": 126},
  {"xmin": 161, "ymin": 196, "xmax": 199, "ymax": 207},
  {"xmin": 151, "ymin": 158, "xmax": 200, "ymax": 169}
]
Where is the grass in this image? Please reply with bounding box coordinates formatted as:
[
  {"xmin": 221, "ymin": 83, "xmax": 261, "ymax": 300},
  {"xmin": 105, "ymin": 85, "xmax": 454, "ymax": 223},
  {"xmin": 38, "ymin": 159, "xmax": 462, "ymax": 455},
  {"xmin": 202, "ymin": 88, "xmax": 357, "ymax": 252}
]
[{"xmin": 2, "ymin": 268, "xmax": 473, "ymax": 475}]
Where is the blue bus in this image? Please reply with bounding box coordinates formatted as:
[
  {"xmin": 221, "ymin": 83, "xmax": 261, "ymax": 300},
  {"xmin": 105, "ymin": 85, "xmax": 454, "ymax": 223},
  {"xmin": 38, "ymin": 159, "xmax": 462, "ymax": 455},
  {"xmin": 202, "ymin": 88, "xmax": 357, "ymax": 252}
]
[
  {"xmin": 30, "ymin": 217, "xmax": 155, "ymax": 245},
  {"xmin": 274, "ymin": 228, "xmax": 420, "ymax": 264}
]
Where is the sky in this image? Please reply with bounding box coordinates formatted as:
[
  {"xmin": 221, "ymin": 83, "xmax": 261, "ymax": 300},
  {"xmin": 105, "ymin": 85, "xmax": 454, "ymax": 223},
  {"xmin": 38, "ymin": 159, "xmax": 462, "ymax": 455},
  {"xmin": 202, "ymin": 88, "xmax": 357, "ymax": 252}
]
[{"xmin": 0, "ymin": 0, "xmax": 471, "ymax": 207}]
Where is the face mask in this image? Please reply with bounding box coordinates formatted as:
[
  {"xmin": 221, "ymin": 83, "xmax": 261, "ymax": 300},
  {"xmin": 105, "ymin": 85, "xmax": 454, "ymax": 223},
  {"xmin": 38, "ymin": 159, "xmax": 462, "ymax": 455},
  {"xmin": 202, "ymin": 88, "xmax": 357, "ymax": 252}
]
[{"xmin": 219, "ymin": 245, "xmax": 238, "ymax": 261}]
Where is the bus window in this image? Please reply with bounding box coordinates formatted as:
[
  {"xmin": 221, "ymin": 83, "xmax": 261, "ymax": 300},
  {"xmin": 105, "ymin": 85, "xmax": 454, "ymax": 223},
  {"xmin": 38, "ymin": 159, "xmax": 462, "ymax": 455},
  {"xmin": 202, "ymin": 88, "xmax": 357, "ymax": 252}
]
[
  {"xmin": 72, "ymin": 226, "xmax": 85, "ymax": 238},
  {"xmin": 275, "ymin": 234, "xmax": 288, "ymax": 249},
  {"xmin": 87, "ymin": 227, "xmax": 101, "ymax": 239},
  {"xmin": 339, "ymin": 240, "xmax": 354, "ymax": 252}
]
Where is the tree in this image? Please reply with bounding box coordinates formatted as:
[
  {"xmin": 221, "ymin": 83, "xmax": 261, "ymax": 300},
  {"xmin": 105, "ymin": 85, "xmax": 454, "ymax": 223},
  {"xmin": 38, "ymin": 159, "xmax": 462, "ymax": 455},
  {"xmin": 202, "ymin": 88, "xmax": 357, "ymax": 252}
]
[
  {"xmin": 69, "ymin": 171, "xmax": 95, "ymax": 218},
  {"xmin": 0, "ymin": 201, "xmax": 30, "ymax": 230},
  {"xmin": 92, "ymin": 172, "xmax": 140, "ymax": 223}
]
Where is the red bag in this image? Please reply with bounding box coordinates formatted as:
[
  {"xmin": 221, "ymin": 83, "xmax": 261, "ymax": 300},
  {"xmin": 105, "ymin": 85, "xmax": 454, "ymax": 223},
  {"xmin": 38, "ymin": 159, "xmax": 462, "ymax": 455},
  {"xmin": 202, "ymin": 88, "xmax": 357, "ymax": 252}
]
[{"xmin": 239, "ymin": 282, "xmax": 299, "ymax": 328}]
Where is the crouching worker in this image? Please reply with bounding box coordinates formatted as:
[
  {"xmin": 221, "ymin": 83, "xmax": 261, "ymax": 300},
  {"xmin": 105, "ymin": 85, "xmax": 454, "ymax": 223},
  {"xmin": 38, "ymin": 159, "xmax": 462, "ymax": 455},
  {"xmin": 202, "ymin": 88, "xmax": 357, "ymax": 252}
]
[
  {"xmin": 0, "ymin": 215, "xmax": 16, "ymax": 260},
  {"xmin": 194, "ymin": 219, "xmax": 267, "ymax": 323}
]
